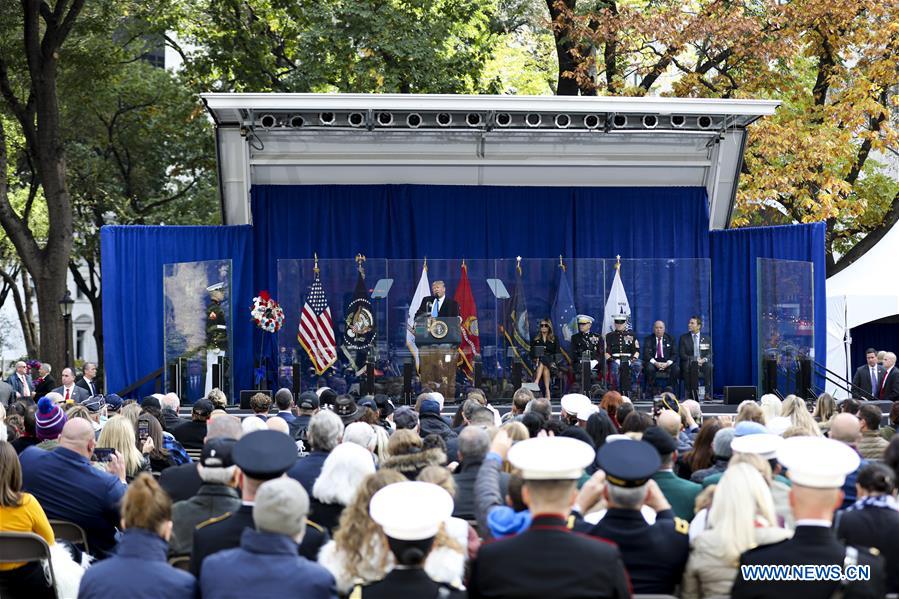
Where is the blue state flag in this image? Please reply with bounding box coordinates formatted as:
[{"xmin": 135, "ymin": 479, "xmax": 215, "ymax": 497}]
[{"xmin": 551, "ymin": 264, "xmax": 577, "ymax": 365}]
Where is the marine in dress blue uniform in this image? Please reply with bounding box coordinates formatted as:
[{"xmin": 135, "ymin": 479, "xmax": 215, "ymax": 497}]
[
  {"xmin": 588, "ymin": 438, "xmax": 690, "ymax": 595},
  {"xmin": 731, "ymin": 436, "xmax": 885, "ymax": 599},
  {"xmin": 470, "ymin": 437, "xmax": 632, "ymax": 599}
]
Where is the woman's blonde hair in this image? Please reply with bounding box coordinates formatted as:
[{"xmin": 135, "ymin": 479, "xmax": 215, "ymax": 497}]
[
  {"xmin": 735, "ymin": 401, "xmax": 766, "ymax": 425},
  {"xmin": 704, "ymin": 463, "xmax": 779, "ymax": 564},
  {"xmin": 500, "ymin": 421, "xmax": 529, "ymax": 443},
  {"xmin": 812, "ymin": 393, "xmax": 837, "ymax": 423},
  {"xmin": 417, "ymin": 465, "xmax": 456, "ymax": 497},
  {"xmin": 781, "ymin": 395, "xmax": 821, "ymax": 436},
  {"xmin": 122, "ymin": 473, "xmax": 171, "ymax": 533},
  {"xmin": 97, "ymin": 415, "xmax": 144, "ymax": 477},
  {"xmin": 759, "ymin": 394, "xmax": 782, "ymax": 422},
  {"xmin": 121, "ymin": 403, "xmax": 141, "ymax": 429}
]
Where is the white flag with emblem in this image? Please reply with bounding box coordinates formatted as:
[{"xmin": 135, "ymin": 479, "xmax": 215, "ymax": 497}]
[
  {"xmin": 406, "ymin": 264, "xmax": 430, "ymax": 370},
  {"xmin": 602, "ymin": 263, "xmax": 631, "ymax": 334}
]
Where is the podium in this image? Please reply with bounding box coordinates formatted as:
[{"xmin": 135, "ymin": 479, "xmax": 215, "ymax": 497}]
[{"xmin": 414, "ymin": 316, "xmax": 461, "ymax": 399}]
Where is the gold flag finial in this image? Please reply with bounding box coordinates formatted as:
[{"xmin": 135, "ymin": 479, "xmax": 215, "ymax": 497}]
[
  {"xmin": 516, "ymin": 255, "xmax": 522, "ymax": 275},
  {"xmin": 356, "ymin": 254, "xmax": 366, "ymax": 276},
  {"xmin": 615, "ymin": 255, "xmax": 621, "ymax": 271},
  {"xmin": 313, "ymin": 252, "xmax": 319, "ymax": 275},
  {"xmin": 423, "ymin": 256, "xmax": 428, "ymax": 271},
  {"xmin": 559, "ymin": 255, "xmax": 566, "ymax": 272}
]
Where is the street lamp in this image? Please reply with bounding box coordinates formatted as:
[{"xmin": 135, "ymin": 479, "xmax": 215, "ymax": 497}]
[{"xmin": 59, "ymin": 291, "xmax": 74, "ymax": 367}]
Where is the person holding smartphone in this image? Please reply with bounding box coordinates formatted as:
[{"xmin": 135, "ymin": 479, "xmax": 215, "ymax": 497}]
[{"xmin": 97, "ymin": 416, "xmax": 151, "ymax": 482}]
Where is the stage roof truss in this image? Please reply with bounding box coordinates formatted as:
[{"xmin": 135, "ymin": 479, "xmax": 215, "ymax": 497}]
[{"xmin": 203, "ymin": 93, "xmax": 779, "ymax": 229}]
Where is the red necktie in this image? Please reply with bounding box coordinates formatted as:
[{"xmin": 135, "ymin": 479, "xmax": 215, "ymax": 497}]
[
  {"xmin": 656, "ymin": 338, "xmax": 663, "ymax": 360},
  {"xmin": 65, "ymin": 387, "xmax": 70, "ymax": 402},
  {"xmin": 881, "ymin": 369, "xmax": 890, "ymax": 395}
]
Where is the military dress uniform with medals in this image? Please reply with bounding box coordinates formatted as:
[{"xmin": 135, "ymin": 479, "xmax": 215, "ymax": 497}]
[
  {"xmin": 204, "ymin": 282, "xmax": 228, "ymax": 395},
  {"xmin": 571, "ymin": 315, "xmax": 605, "ymax": 384},
  {"xmin": 605, "ymin": 315, "xmax": 641, "ymax": 394}
]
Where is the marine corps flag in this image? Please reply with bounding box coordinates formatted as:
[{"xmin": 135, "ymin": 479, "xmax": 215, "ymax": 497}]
[
  {"xmin": 454, "ymin": 261, "xmax": 480, "ymax": 377},
  {"xmin": 501, "ymin": 259, "xmax": 532, "ymax": 375},
  {"xmin": 343, "ymin": 266, "xmax": 376, "ymax": 352}
]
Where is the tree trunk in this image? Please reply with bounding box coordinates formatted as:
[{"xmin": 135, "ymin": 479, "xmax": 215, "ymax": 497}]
[
  {"xmin": 19, "ymin": 269, "xmax": 38, "ymax": 356},
  {"xmin": 546, "ymin": 0, "xmax": 582, "ymax": 95},
  {"xmin": 33, "ymin": 270, "xmax": 69, "ymax": 371},
  {"xmin": 70, "ymin": 262, "xmax": 104, "ymax": 390}
]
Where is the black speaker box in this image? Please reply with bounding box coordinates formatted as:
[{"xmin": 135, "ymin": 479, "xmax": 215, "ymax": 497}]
[
  {"xmin": 240, "ymin": 389, "xmax": 272, "ymax": 410},
  {"xmin": 724, "ymin": 386, "xmax": 757, "ymax": 405}
]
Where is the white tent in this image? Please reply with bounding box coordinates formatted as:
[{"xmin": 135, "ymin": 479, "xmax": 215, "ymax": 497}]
[{"xmin": 825, "ymin": 219, "xmax": 899, "ymax": 397}]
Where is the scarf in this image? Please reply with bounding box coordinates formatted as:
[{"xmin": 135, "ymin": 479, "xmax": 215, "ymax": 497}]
[{"xmin": 845, "ymin": 494, "xmax": 899, "ymax": 512}]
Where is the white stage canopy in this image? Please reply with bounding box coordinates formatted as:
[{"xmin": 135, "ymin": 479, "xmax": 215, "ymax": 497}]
[
  {"xmin": 201, "ymin": 93, "xmax": 779, "ymax": 228},
  {"xmin": 826, "ymin": 219, "xmax": 899, "ymax": 397}
]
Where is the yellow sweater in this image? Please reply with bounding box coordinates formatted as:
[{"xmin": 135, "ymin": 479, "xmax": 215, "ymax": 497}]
[{"xmin": 0, "ymin": 492, "xmax": 55, "ymax": 570}]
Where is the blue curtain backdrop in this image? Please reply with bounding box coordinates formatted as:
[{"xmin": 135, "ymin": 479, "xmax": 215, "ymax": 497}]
[
  {"xmin": 250, "ymin": 184, "xmax": 711, "ymax": 296},
  {"xmin": 101, "ymin": 225, "xmax": 254, "ymax": 397},
  {"xmin": 710, "ymin": 223, "xmax": 826, "ymax": 393}
]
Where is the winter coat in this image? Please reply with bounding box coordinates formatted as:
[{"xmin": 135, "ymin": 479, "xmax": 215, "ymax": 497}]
[{"xmin": 380, "ymin": 448, "xmax": 446, "ymax": 480}]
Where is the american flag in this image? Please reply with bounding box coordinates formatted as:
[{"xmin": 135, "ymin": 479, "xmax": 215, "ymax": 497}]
[{"xmin": 298, "ymin": 274, "xmax": 337, "ymax": 375}]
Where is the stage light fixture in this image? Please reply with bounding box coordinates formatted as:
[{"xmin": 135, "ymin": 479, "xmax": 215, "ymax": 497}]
[
  {"xmin": 612, "ymin": 114, "xmax": 628, "ymax": 128},
  {"xmin": 377, "ymin": 112, "xmax": 394, "ymax": 126},
  {"xmin": 466, "ymin": 113, "xmax": 482, "ymax": 127},
  {"xmin": 642, "ymin": 115, "xmax": 658, "ymax": 129},
  {"xmin": 259, "ymin": 114, "xmax": 277, "ymax": 129},
  {"xmin": 406, "ymin": 113, "xmax": 422, "ymax": 128},
  {"xmin": 554, "ymin": 114, "xmax": 571, "ymax": 128},
  {"xmin": 495, "ymin": 113, "xmax": 512, "ymax": 127},
  {"xmin": 289, "ymin": 115, "xmax": 304, "ymax": 128},
  {"xmin": 697, "ymin": 115, "xmax": 713, "ymax": 129},
  {"xmin": 671, "ymin": 115, "xmax": 686, "ymax": 128},
  {"xmin": 319, "ymin": 112, "xmax": 335, "ymax": 125},
  {"xmin": 583, "ymin": 114, "xmax": 600, "ymax": 129},
  {"xmin": 525, "ymin": 113, "xmax": 542, "ymax": 127},
  {"xmin": 348, "ymin": 112, "xmax": 365, "ymax": 127},
  {"xmin": 436, "ymin": 112, "xmax": 452, "ymax": 127}
]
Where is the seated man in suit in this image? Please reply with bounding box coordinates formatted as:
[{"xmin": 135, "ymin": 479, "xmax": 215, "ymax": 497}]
[
  {"xmin": 643, "ymin": 320, "xmax": 679, "ymax": 393},
  {"xmin": 678, "ymin": 316, "xmax": 712, "ymax": 401},
  {"xmin": 416, "ymin": 280, "xmax": 459, "ymax": 318},
  {"xmin": 880, "ymin": 352, "xmax": 899, "ymax": 402},
  {"xmin": 53, "ymin": 367, "xmax": 90, "ymax": 403}
]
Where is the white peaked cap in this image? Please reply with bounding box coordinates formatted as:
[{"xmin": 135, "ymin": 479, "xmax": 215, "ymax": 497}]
[
  {"xmin": 370, "ymin": 482, "xmax": 454, "ymax": 541},
  {"xmin": 507, "ymin": 437, "xmax": 595, "ymax": 480}
]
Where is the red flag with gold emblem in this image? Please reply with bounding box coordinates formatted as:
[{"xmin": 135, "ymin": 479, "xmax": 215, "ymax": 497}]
[{"xmin": 454, "ymin": 262, "xmax": 480, "ymax": 377}]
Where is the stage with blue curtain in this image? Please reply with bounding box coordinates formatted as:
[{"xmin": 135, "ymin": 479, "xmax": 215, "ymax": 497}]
[{"xmin": 101, "ymin": 184, "xmax": 825, "ymax": 399}]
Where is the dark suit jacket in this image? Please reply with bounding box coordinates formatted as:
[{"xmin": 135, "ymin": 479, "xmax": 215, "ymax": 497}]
[
  {"xmin": 32, "ymin": 375, "xmax": 55, "ymax": 400},
  {"xmin": 836, "ymin": 505, "xmax": 899, "ymax": 593},
  {"xmin": 76, "ymin": 377, "xmax": 99, "ymax": 397},
  {"xmin": 642, "ymin": 333, "xmax": 677, "ymax": 364},
  {"xmin": 416, "ymin": 295, "xmax": 459, "ymax": 318},
  {"xmin": 852, "ymin": 364, "xmax": 885, "ymax": 399},
  {"xmin": 470, "ymin": 513, "xmax": 631, "ymax": 598},
  {"xmin": 879, "ymin": 367, "xmax": 899, "ymax": 401},
  {"xmin": 732, "ymin": 525, "xmax": 884, "ymax": 599},
  {"xmin": 678, "ymin": 333, "xmax": 712, "ymax": 368},
  {"xmin": 172, "ymin": 420, "xmax": 208, "ymax": 450}
]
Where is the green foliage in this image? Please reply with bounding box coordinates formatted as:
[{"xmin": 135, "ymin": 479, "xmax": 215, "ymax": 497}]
[{"xmin": 156, "ymin": 0, "xmax": 501, "ymax": 93}]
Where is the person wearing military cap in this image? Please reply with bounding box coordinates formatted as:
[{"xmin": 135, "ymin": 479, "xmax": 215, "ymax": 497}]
[
  {"xmin": 605, "ymin": 314, "xmax": 641, "ymax": 395},
  {"xmin": 169, "ymin": 437, "xmax": 241, "ymax": 557},
  {"xmin": 642, "ymin": 320, "xmax": 679, "ymax": 394},
  {"xmin": 289, "ymin": 391, "xmax": 320, "ymax": 444},
  {"xmin": 191, "ymin": 430, "xmax": 329, "ymax": 576},
  {"xmin": 560, "ymin": 393, "xmax": 592, "ymax": 427},
  {"xmin": 582, "ymin": 438, "xmax": 689, "ymax": 595},
  {"xmin": 470, "ymin": 437, "xmax": 631, "ymax": 598},
  {"xmin": 731, "ymin": 436, "xmax": 886, "ymax": 599},
  {"xmin": 643, "ymin": 426, "xmax": 702, "ymax": 520},
  {"xmin": 350, "ymin": 481, "xmax": 465, "ymax": 599},
  {"xmin": 571, "ymin": 315, "xmax": 606, "ymax": 385},
  {"xmin": 204, "ymin": 282, "xmax": 228, "ymax": 396}
]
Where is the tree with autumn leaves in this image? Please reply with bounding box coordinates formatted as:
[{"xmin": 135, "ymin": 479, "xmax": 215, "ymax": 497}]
[{"xmin": 546, "ymin": 0, "xmax": 898, "ymax": 274}]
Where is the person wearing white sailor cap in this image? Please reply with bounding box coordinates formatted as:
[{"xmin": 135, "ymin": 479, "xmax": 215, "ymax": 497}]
[
  {"xmin": 732, "ymin": 436, "xmax": 886, "ymax": 599},
  {"xmin": 469, "ymin": 437, "xmax": 631, "ymax": 598},
  {"xmin": 571, "ymin": 314, "xmax": 606, "ymax": 384},
  {"xmin": 350, "ymin": 481, "xmax": 464, "ymax": 599},
  {"xmin": 204, "ymin": 281, "xmax": 228, "ymax": 395},
  {"xmin": 560, "ymin": 393, "xmax": 592, "ymax": 426}
]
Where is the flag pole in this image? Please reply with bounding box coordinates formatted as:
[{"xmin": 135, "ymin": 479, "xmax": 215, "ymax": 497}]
[
  {"xmin": 313, "ymin": 252, "xmax": 319, "ymax": 276},
  {"xmin": 356, "ymin": 253, "xmax": 366, "ymax": 278},
  {"xmin": 615, "ymin": 254, "xmax": 621, "ymax": 271},
  {"xmin": 423, "ymin": 256, "xmax": 427, "ymax": 272},
  {"xmin": 559, "ymin": 254, "xmax": 566, "ymax": 272},
  {"xmin": 516, "ymin": 255, "xmax": 522, "ymax": 276}
]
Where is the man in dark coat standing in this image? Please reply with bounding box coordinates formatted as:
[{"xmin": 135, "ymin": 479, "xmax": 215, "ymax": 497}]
[
  {"xmin": 469, "ymin": 436, "xmax": 631, "ymax": 598},
  {"xmin": 851, "ymin": 348, "xmax": 884, "ymax": 399}
]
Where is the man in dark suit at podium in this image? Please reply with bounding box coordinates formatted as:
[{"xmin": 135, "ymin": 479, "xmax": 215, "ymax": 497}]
[
  {"xmin": 416, "ymin": 280, "xmax": 460, "ymax": 399},
  {"xmin": 678, "ymin": 316, "xmax": 711, "ymax": 401},
  {"xmin": 852, "ymin": 348, "xmax": 884, "ymax": 400},
  {"xmin": 643, "ymin": 320, "xmax": 679, "ymax": 393},
  {"xmin": 416, "ymin": 280, "xmax": 460, "ymax": 318}
]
